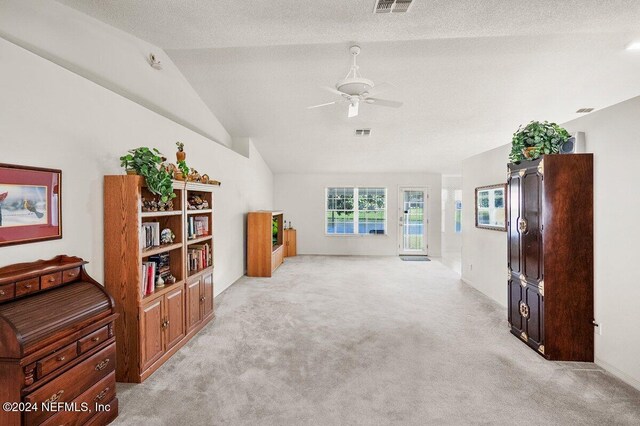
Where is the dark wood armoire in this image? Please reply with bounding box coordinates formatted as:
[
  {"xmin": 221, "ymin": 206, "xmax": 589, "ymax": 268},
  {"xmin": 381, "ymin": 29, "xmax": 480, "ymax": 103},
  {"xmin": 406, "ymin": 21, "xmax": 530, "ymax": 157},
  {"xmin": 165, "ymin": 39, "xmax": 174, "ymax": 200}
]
[{"xmin": 507, "ymin": 154, "xmax": 594, "ymax": 361}]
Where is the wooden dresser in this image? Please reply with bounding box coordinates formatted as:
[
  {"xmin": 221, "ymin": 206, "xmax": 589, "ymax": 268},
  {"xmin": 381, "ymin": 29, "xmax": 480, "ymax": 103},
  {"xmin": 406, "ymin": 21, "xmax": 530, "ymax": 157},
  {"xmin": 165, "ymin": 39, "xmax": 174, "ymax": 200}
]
[
  {"xmin": 507, "ymin": 154, "xmax": 594, "ymax": 360},
  {"xmin": 0, "ymin": 256, "xmax": 118, "ymax": 426}
]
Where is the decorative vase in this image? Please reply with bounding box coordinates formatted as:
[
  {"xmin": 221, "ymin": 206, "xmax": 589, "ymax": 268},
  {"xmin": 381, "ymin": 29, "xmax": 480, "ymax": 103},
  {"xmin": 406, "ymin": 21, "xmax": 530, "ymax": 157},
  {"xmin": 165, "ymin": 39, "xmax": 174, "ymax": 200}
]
[
  {"xmin": 522, "ymin": 147, "xmax": 537, "ymax": 160},
  {"xmin": 156, "ymin": 275, "xmax": 165, "ymax": 288},
  {"xmin": 176, "ymin": 151, "xmax": 186, "ymax": 162},
  {"xmin": 175, "ymin": 172, "xmax": 185, "ymax": 181}
]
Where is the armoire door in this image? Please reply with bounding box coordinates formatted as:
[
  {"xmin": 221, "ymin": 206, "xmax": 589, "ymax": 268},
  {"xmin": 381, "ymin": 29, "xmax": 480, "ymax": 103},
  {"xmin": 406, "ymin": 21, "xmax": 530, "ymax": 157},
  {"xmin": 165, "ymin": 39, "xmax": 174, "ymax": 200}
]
[
  {"xmin": 164, "ymin": 286, "xmax": 185, "ymax": 350},
  {"xmin": 140, "ymin": 298, "xmax": 164, "ymax": 371},
  {"xmin": 521, "ymin": 166, "xmax": 543, "ymax": 283}
]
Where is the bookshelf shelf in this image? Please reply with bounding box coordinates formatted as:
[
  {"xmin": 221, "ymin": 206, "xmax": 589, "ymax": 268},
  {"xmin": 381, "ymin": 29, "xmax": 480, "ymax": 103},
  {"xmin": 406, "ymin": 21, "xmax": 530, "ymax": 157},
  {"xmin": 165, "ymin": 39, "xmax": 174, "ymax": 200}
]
[
  {"xmin": 187, "ymin": 235, "xmax": 212, "ymax": 245},
  {"xmin": 141, "ymin": 242, "xmax": 183, "ymax": 258},
  {"xmin": 187, "ymin": 209, "xmax": 213, "ymax": 215},
  {"xmin": 141, "ymin": 279, "xmax": 185, "ymax": 302},
  {"xmin": 104, "ymin": 175, "xmax": 216, "ymax": 383},
  {"xmin": 141, "ymin": 210, "xmax": 182, "ymax": 218}
]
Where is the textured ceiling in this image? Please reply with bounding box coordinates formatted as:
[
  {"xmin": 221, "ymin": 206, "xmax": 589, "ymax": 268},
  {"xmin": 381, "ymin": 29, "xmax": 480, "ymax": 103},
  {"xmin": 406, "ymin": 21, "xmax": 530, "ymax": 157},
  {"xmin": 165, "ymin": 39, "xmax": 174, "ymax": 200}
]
[{"xmin": 55, "ymin": 0, "xmax": 640, "ymax": 173}]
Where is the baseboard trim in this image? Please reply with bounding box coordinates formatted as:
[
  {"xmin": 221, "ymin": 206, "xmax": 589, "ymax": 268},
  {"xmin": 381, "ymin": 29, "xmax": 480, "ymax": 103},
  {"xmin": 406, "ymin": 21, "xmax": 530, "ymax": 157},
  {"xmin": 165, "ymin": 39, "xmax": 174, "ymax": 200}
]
[{"xmin": 595, "ymin": 357, "xmax": 640, "ymax": 391}]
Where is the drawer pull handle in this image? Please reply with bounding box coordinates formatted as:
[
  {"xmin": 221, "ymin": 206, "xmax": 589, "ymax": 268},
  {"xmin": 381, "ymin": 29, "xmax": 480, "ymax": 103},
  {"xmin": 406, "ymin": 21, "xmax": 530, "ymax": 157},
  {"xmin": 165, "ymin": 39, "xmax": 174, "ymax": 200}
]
[
  {"xmin": 56, "ymin": 356, "xmax": 66, "ymax": 362},
  {"xmin": 95, "ymin": 358, "xmax": 110, "ymax": 371},
  {"xmin": 0, "ymin": 290, "xmax": 4, "ymax": 296},
  {"xmin": 44, "ymin": 390, "xmax": 64, "ymax": 404},
  {"xmin": 25, "ymin": 284, "xmax": 32, "ymax": 289},
  {"xmin": 91, "ymin": 336, "xmax": 101, "ymax": 342},
  {"xmin": 94, "ymin": 387, "xmax": 110, "ymax": 402},
  {"xmin": 48, "ymin": 278, "xmax": 56, "ymax": 282}
]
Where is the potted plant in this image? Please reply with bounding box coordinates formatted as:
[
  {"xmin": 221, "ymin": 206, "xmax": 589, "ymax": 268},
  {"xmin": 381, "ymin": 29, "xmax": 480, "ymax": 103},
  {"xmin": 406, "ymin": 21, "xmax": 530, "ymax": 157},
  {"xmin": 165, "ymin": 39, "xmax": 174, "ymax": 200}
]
[
  {"xmin": 510, "ymin": 121, "xmax": 570, "ymax": 163},
  {"xmin": 119, "ymin": 147, "xmax": 176, "ymax": 202}
]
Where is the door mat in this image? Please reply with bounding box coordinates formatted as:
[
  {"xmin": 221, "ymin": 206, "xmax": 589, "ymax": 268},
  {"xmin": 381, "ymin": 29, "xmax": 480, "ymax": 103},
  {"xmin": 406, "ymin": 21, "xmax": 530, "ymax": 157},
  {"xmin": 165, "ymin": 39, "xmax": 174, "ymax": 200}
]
[{"xmin": 400, "ymin": 256, "xmax": 430, "ymax": 261}]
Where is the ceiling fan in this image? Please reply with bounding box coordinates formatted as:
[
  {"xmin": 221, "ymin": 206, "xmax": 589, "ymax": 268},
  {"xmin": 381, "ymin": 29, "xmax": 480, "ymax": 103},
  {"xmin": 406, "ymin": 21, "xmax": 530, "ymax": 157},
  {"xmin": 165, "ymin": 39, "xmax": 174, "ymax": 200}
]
[{"xmin": 307, "ymin": 45, "xmax": 403, "ymax": 118}]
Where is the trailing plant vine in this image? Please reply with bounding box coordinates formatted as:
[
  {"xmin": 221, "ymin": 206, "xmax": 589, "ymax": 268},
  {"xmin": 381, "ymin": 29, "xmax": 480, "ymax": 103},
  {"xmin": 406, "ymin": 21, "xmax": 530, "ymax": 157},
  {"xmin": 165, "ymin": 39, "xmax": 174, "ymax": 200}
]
[{"xmin": 119, "ymin": 147, "xmax": 176, "ymax": 202}]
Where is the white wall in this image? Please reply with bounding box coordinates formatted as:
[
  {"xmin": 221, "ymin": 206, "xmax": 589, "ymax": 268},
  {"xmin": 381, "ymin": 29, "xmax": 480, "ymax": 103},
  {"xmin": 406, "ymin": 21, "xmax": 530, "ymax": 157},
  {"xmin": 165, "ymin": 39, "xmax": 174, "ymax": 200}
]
[
  {"xmin": 441, "ymin": 175, "xmax": 462, "ymax": 254},
  {"xmin": 274, "ymin": 173, "xmax": 441, "ymax": 256},
  {"xmin": 461, "ymin": 97, "xmax": 640, "ymax": 389},
  {"xmin": 0, "ymin": 0, "xmax": 232, "ymax": 149},
  {"xmin": 461, "ymin": 145, "xmax": 510, "ymax": 305},
  {"xmin": 0, "ymin": 37, "xmax": 273, "ymax": 295}
]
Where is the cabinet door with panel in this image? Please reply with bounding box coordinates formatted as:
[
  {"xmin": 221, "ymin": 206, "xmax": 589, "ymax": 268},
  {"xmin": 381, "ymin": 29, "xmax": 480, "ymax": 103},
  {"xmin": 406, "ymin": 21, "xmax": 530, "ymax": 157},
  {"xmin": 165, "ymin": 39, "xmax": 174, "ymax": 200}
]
[
  {"xmin": 187, "ymin": 279, "xmax": 202, "ymax": 332},
  {"xmin": 202, "ymin": 274, "xmax": 214, "ymax": 319},
  {"xmin": 140, "ymin": 299, "xmax": 164, "ymax": 371},
  {"xmin": 164, "ymin": 286, "xmax": 185, "ymax": 350}
]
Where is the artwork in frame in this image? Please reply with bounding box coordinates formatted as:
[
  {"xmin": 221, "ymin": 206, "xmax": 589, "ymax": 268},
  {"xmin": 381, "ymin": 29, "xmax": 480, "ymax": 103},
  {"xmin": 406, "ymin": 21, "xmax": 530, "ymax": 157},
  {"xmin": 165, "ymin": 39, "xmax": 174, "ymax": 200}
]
[
  {"xmin": 475, "ymin": 184, "xmax": 507, "ymax": 231},
  {"xmin": 0, "ymin": 164, "xmax": 62, "ymax": 247}
]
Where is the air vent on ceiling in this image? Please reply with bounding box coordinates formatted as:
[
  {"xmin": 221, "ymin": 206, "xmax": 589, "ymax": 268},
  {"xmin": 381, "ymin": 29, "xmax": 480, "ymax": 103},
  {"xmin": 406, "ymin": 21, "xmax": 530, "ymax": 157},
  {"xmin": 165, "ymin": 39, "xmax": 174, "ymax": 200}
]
[
  {"xmin": 374, "ymin": 0, "xmax": 413, "ymax": 14},
  {"xmin": 355, "ymin": 129, "xmax": 372, "ymax": 136},
  {"xmin": 576, "ymin": 108, "xmax": 595, "ymax": 113}
]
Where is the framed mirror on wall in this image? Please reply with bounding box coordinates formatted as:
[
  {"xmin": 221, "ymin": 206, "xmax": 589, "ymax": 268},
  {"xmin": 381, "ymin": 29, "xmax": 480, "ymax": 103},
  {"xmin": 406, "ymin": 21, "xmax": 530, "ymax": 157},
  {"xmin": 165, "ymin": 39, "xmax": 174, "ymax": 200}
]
[{"xmin": 475, "ymin": 184, "xmax": 507, "ymax": 231}]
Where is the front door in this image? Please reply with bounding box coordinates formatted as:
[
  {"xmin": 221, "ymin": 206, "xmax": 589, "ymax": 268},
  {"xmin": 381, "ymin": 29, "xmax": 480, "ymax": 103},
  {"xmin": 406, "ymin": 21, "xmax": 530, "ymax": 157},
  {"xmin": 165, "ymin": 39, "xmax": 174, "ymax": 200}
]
[{"xmin": 398, "ymin": 188, "xmax": 428, "ymax": 255}]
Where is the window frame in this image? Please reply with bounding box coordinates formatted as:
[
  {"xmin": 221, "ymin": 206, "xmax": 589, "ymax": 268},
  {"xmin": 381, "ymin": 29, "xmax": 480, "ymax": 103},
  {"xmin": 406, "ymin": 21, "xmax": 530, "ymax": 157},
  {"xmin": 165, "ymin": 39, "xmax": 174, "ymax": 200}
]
[{"xmin": 325, "ymin": 187, "xmax": 388, "ymax": 236}]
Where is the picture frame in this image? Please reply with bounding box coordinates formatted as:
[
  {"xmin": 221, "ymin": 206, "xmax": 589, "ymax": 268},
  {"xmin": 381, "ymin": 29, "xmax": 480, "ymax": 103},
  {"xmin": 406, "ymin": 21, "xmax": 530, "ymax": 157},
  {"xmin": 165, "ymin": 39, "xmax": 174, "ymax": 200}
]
[
  {"xmin": 475, "ymin": 183, "xmax": 507, "ymax": 231},
  {"xmin": 0, "ymin": 164, "xmax": 62, "ymax": 247}
]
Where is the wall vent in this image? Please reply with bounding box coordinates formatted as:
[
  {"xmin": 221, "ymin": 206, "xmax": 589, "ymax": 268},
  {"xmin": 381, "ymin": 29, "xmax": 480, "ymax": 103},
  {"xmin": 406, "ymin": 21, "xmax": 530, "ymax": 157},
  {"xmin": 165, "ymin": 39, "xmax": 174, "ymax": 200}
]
[
  {"xmin": 374, "ymin": 0, "xmax": 413, "ymax": 14},
  {"xmin": 355, "ymin": 129, "xmax": 372, "ymax": 136},
  {"xmin": 576, "ymin": 108, "xmax": 595, "ymax": 113}
]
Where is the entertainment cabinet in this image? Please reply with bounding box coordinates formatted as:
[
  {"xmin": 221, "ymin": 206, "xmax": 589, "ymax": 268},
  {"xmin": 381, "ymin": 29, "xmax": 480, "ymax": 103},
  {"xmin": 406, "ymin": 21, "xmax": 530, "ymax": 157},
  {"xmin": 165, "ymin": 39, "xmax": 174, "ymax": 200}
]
[
  {"xmin": 247, "ymin": 211, "xmax": 286, "ymax": 277},
  {"xmin": 104, "ymin": 176, "xmax": 215, "ymax": 383},
  {"xmin": 507, "ymin": 154, "xmax": 594, "ymax": 360}
]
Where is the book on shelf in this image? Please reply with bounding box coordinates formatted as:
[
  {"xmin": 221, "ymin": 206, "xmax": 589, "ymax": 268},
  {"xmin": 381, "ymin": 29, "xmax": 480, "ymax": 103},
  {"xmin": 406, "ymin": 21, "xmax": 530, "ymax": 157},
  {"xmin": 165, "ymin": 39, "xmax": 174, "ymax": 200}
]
[
  {"xmin": 187, "ymin": 243, "xmax": 212, "ymax": 273},
  {"xmin": 140, "ymin": 222, "xmax": 161, "ymax": 249},
  {"xmin": 141, "ymin": 251, "xmax": 172, "ymax": 297},
  {"xmin": 187, "ymin": 216, "xmax": 210, "ymax": 240}
]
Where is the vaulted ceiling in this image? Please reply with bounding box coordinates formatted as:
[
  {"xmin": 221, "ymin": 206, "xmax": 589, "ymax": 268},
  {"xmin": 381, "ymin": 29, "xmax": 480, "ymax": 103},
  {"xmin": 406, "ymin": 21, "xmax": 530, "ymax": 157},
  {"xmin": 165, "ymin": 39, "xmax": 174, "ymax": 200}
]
[{"xmin": 57, "ymin": 0, "xmax": 640, "ymax": 173}]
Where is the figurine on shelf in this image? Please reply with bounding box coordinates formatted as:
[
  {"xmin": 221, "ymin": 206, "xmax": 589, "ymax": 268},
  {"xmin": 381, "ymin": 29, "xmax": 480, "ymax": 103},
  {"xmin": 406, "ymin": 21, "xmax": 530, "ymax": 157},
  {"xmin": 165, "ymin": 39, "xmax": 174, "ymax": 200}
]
[
  {"xmin": 188, "ymin": 168, "xmax": 202, "ymax": 183},
  {"xmin": 188, "ymin": 194, "xmax": 209, "ymax": 210},
  {"xmin": 201, "ymin": 174, "xmax": 210, "ymax": 183},
  {"xmin": 166, "ymin": 163, "xmax": 179, "ymax": 179},
  {"xmin": 160, "ymin": 228, "xmax": 175, "ymax": 245},
  {"xmin": 165, "ymin": 274, "xmax": 176, "ymax": 285},
  {"xmin": 156, "ymin": 275, "xmax": 165, "ymax": 288},
  {"xmin": 176, "ymin": 141, "xmax": 186, "ymax": 162}
]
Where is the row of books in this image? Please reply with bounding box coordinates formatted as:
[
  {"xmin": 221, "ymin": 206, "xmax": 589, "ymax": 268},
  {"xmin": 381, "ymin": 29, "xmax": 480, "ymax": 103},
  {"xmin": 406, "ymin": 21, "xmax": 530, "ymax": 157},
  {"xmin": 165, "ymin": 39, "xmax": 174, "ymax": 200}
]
[
  {"xmin": 140, "ymin": 253, "xmax": 172, "ymax": 296},
  {"xmin": 187, "ymin": 216, "xmax": 209, "ymax": 240},
  {"xmin": 140, "ymin": 222, "xmax": 161, "ymax": 249},
  {"xmin": 188, "ymin": 243, "xmax": 212, "ymax": 274}
]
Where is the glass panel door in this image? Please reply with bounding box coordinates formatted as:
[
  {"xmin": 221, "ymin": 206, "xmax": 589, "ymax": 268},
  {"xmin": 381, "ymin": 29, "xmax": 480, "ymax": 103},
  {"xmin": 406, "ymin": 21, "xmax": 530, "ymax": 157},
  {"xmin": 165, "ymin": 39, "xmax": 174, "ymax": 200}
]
[{"xmin": 399, "ymin": 188, "xmax": 427, "ymax": 255}]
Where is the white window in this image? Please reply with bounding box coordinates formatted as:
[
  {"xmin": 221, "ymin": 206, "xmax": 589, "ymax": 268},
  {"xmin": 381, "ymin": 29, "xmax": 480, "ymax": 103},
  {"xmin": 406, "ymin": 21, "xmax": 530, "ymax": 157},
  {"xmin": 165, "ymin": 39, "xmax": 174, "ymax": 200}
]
[{"xmin": 326, "ymin": 187, "xmax": 387, "ymax": 235}]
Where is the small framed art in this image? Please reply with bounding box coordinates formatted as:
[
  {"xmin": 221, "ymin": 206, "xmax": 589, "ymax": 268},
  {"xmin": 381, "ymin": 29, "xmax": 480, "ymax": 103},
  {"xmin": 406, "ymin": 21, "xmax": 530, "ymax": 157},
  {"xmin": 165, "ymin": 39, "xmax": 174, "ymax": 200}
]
[
  {"xmin": 475, "ymin": 184, "xmax": 507, "ymax": 231},
  {"xmin": 0, "ymin": 164, "xmax": 62, "ymax": 247}
]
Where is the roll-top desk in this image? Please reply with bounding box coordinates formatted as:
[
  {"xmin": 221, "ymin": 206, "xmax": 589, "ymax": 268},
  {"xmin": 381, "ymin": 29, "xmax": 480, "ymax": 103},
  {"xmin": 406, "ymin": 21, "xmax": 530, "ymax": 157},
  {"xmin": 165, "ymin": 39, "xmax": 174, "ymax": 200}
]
[{"xmin": 0, "ymin": 255, "xmax": 118, "ymax": 426}]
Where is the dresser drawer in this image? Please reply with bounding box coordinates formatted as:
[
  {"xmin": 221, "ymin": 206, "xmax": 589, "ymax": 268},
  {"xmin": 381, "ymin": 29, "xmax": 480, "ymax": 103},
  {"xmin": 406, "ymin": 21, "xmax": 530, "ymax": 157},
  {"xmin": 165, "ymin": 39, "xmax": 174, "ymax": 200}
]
[
  {"xmin": 16, "ymin": 277, "xmax": 40, "ymax": 297},
  {"xmin": 78, "ymin": 326, "xmax": 109, "ymax": 354},
  {"xmin": 40, "ymin": 372, "xmax": 116, "ymax": 426},
  {"xmin": 37, "ymin": 343, "xmax": 78, "ymax": 379},
  {"xmin": 0, "ymin": 283, "xmax": 15, "ymax": 301},
  {"xmin": 62, "ymin": 267, "xmax": 81, "ymax": 284},
  {"xmin": 41, "ymin": 271, "xmax": 63, "ymax": 290},
  {"xmin": 25, "ymin": 343, "xmax": 115, "ymax": 425}
]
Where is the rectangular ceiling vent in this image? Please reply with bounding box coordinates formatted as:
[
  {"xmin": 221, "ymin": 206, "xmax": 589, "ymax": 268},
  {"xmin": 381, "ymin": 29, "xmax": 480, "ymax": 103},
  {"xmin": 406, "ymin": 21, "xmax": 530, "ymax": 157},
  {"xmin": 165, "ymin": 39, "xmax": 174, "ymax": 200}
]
[
  {"xmin": 576, "ymin": 108, "xmax": 595, "ymax": 113},
  {"xmin": 374, "ymin": 0, "xmax": 413, "ymax": 14},
  {"xmin": 355, "ymin": 129, "xmax": 372, "ymax": 136}
]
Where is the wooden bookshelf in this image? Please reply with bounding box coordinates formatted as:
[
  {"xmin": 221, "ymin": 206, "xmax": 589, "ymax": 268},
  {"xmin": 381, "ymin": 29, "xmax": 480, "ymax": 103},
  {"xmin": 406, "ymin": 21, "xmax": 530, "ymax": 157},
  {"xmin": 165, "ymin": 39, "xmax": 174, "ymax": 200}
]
[{"xmin": 104, "ymin": 175, "xmax": 215, "ymax": 383}]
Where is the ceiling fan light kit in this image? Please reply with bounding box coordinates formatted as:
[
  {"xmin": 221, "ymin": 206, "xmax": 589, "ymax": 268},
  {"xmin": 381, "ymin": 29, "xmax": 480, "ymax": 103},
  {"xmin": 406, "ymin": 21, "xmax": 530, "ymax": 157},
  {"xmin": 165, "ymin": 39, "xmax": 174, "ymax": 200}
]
[{"xmin": 307, "ymin": 45, "xmax": 403, "ymax": 118}]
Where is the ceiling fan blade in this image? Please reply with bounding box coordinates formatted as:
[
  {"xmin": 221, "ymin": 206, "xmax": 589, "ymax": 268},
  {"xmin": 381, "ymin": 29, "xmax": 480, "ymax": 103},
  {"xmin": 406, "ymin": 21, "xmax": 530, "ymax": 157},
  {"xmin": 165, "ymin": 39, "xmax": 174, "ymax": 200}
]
[
  {"xmin": 307, "ymin": 101, "xmax": 338, "ymax": 109},
  {"xmin": 366, "ymin": 98, "xmax": 403, "ymax": 108},
  {"xmin": 348, "ymin": 102, "xmax": 359, "ymax": 118},
  {"xmin": 322, "ymin": 86, "xmax": 346, "ymax": 96},
  {"xmin": 366, "ymin": 82, "xmax": 393, "ymax": 97}
]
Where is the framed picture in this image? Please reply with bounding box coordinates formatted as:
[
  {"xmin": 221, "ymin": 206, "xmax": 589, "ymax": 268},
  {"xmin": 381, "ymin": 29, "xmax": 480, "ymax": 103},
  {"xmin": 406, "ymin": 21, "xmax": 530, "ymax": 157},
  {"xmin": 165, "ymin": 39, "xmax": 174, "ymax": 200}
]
[
  {"xmin": 475, "ymin": 184, "xmax": 507, "ymax": 231},
  {"xmin": 0, "ymin": 164, "xmax": 62, "ymax": 247}
]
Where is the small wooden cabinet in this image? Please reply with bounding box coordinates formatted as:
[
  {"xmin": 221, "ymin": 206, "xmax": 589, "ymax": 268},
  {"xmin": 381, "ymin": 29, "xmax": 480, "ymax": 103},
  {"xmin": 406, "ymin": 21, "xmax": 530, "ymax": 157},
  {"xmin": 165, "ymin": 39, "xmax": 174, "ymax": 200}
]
[
  {"xmin": 247, "ymin": 211, "xmax": 285, "ymax": 277},
  {"xmin": 283, "ymin": 228, "xmax": 297, "ymax": 257},
  {"xmin": 187, "ymin": 273, "xmax": 214, "ymax": 332}
]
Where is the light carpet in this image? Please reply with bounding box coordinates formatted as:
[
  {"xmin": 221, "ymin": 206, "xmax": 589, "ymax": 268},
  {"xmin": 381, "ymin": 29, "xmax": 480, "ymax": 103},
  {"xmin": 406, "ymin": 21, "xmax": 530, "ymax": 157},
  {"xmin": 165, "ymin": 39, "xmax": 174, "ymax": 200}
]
[{"xmin": 114, "ymin": 255, "xmax": 640, "ymax": 425}]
